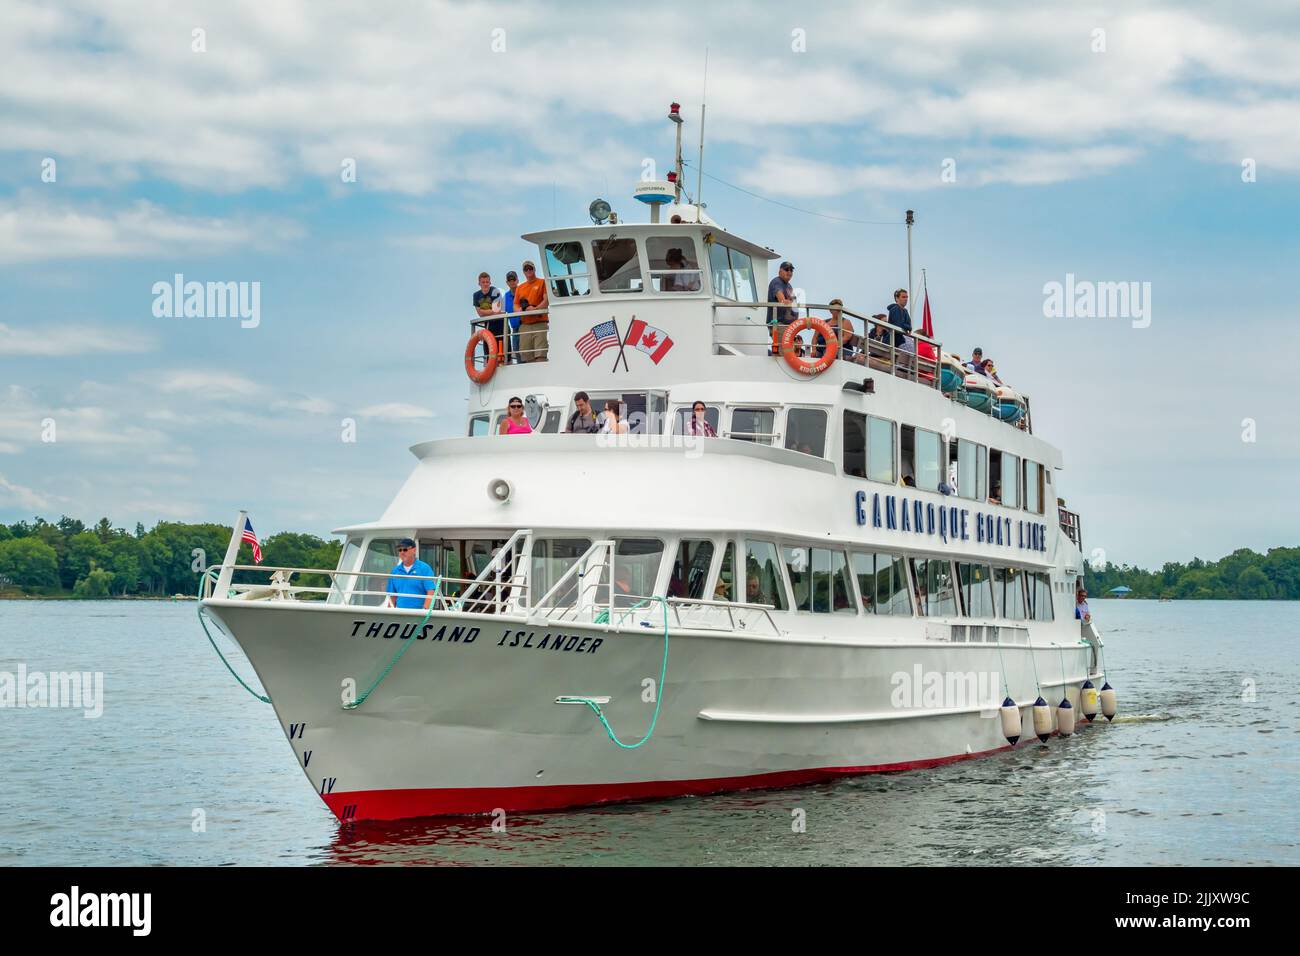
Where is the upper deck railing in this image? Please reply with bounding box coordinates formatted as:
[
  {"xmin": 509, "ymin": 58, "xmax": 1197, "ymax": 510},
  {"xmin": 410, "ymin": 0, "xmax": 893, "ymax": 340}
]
[{"xmin": 466, "ymin": 298, "xmax": 1030, "ymax": 433}]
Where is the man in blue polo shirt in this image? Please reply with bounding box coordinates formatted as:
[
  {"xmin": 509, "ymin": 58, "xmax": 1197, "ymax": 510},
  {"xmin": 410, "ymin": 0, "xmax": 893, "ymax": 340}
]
[{"xmin": 385, "ymin": 538, "xmax": 438, "ymax": 610}]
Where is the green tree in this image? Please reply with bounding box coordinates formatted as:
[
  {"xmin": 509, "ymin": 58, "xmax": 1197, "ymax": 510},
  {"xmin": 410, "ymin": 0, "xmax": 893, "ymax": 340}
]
[
  {"xmin": 0, "ymin": 538, "xmax": 60, "ymax": 589},
  {"xmin": 73, "ymin": 564, "xmax": 113, "ymax": 598}
]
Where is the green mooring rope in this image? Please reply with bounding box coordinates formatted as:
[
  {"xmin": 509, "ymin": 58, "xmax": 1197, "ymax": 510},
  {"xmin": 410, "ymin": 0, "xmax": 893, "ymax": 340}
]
[
  {"xmin": 196, "ymin": 568, "xmax": 271, "ymax": 704},
  {"xmin": 557, "ymin": 595, "xmax": 669, "ymax": 750},
  {"xmin": 344, "ymin": 579, "xmax": 442, "ymax": 711}
]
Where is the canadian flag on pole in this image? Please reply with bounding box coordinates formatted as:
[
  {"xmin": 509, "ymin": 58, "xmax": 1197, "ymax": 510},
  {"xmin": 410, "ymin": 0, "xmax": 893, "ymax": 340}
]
[{"xmin": 624, "ymin": 317, "xmax": 674, "ymax": 364}]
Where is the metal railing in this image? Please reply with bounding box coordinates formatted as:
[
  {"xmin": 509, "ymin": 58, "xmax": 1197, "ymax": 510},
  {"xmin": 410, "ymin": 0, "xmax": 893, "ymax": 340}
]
[
  {"xmin": 711, "ymin": 300, "xmax": 943, "ymax": 388},
  {"xmin": 469, "ymin": 307, "xmax": 550, "ymax": 366},
  {"xmin": 1059, "ymin": 507, "xmax": 1082, "ymax": 550}
]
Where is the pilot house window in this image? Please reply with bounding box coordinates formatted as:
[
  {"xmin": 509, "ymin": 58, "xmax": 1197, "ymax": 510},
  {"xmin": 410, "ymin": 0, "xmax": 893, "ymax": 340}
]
[
  {"xmin": 647, "ymin": 237, "xmax": 702, "ymax": 293},
  {"xmin": 592, "ymin": 238, "xmax": 643, "ymax": 293},
  {"xmin": 544, "ymin": 241, "xmax": 590, "ymax": 298}
]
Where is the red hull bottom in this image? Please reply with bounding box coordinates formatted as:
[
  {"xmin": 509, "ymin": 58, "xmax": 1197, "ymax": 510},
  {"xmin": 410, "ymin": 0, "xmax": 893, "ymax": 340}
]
[{"xmin": 318, "ymin": 736, "xmax": 1062, "ymax": 823}]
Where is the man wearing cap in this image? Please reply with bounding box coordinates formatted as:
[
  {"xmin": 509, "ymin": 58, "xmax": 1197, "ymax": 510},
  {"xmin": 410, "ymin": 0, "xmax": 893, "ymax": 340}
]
[
  {"xmin": 766, "ymin": 261, "xmax": 797, "ymax": 356},
  {"xmin": 514, "ymin": 260, "xmax": 549, "ymax": 363},
  {"xmin": 963, "ymin": 347, "xmax": 985, "ymax": 375},
  {"xmin": 502, "ymin": 270, "xmax": 520, "ymax": 363},
  {"xmin": 384, "ymin": 539, "xmax": 438, "ymax": 610}
]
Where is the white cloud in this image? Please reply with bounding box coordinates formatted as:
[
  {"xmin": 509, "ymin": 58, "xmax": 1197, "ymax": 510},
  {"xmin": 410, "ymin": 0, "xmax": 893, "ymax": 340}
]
[
  {"xmin": 357, "ymin": 402, "xmax": 436, "ymax": 421},
  {"xmin": 0, "ymin": 196, "xmax": 303, "ymax": 264},
  {"xmin": 0, "ymin": 473, "xmax": 54, "ymax": 510},
  {"xmin": 0, "ymin": 321, "xmax": 156, "ymax": 356},
  {"xmin": 274, "ymin": 396, "xmax": 335, "ymax": 415},
  {"xmin": 153, "ymin": 370, "xmax": 262, "ymax": 398}
]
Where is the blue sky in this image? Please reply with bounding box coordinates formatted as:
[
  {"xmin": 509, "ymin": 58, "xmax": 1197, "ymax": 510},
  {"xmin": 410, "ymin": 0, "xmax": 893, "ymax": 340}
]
[{"xmin": 1, "ymin": 0, "xmax": 1297, "ymax": 567}]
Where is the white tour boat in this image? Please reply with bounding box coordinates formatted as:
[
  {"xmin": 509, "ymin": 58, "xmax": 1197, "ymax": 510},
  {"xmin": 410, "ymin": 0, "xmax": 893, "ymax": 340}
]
[{"xmin": 199, "ymin": 109, "xmax": 1117, "ymax": 823}]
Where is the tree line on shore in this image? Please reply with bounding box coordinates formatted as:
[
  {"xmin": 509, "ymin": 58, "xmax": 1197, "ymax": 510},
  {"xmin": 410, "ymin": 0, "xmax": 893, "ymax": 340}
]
[
  {"xmin": 0, "ymin": 516, "xmax": 341, "ymax": 597},
  {"xmin": 1, "ymin": 514, "xmax": 1297, "ymax": 600}
]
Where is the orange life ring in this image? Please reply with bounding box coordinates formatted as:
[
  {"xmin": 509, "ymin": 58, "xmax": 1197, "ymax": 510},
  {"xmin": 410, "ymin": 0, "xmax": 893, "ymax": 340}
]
[
  {"xmin": 781, "ymin": 316, "xmax": 839, "ymax": 375},
  {"xmin": 464, "ymin": 328, "xmax": 500, "ymax": 384}
]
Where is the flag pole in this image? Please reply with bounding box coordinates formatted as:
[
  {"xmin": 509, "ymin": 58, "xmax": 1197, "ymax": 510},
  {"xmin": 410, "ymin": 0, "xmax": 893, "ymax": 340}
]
[{"xmin": 906, "ymin": 210, "xmax": 915, "ymax": 306}]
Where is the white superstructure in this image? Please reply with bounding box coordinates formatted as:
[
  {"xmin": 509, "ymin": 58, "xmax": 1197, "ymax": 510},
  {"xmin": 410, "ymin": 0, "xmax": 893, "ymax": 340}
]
[{"xmin": 200, "ymin": 159, "xmax": 1111, "ymax": 824}]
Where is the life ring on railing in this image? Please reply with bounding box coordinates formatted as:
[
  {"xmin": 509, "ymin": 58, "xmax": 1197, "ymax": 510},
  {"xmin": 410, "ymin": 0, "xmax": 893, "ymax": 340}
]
[
  {"xmin": 464, "ymin": 328, "xmax": 500, "ymax": 384},
  {"xmin": 781, "ymin": 316, "xmax": 838, "ymax": 375}
]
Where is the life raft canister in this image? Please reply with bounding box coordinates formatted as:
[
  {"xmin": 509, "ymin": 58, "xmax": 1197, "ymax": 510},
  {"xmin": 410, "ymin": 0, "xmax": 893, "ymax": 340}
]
[
  {"xmin": 781, "ymin": 316, "xmax": 838, "ymax": 375},
  {"xmin": 464, "ymin": 328, "xmax": 500, "ymax": 384}
]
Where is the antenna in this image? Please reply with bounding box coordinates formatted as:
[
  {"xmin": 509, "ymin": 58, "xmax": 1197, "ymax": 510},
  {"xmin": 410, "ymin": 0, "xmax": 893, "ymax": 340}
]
[
  {"xmin": 696, "ymin": 47, "xmax": 709, "ymax": 208},
  {"xmin": 668, "ymin": 102, "xmax": 684, "ymax": 203}
]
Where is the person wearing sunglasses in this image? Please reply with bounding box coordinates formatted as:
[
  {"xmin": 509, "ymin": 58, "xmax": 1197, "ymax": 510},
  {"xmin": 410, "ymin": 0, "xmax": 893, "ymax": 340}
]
[
  {"xmin": 384, "ymin": 537, "xmax": 438, "ymax": 610},
  {"xmin": 515, "ymin": 260, "xmax": 549, "ymax": 363},
  {"xmin": 499, "ymin": 396, "xmax": 533, "ymax": 435},
  {"xmin": 685, "ymin": 400, "xmax": 716, "ymax": 437}
]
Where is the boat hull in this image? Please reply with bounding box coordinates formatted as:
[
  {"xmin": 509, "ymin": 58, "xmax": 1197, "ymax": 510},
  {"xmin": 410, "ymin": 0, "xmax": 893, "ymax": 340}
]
[{"xmin": 202, "ymin": 600, "xmax": 1098, "ymax": 822}]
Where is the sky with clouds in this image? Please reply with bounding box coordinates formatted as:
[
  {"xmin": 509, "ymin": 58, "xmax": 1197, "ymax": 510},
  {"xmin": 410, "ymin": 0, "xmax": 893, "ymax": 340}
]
[{"xmin": 1, "ymin": 0, "xmax": 1297, "ymax": 567}]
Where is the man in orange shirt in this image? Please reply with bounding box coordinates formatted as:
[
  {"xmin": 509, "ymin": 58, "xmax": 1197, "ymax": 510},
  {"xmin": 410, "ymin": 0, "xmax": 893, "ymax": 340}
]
[{"xmin": 514, "ymin": 260, "xmax": 549, "ymax": 363}]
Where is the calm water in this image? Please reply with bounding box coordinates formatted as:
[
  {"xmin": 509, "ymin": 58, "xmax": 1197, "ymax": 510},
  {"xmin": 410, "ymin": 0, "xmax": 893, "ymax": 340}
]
[{"xmin": 1, "ymin": 599, "xmax": 1296, "ymax": 866}]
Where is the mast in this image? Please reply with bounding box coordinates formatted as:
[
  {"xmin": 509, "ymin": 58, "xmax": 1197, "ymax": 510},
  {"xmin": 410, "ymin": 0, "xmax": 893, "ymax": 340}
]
[{"xmin": 669, "ymin": 102, "xmax": 684, "ymax": 203}]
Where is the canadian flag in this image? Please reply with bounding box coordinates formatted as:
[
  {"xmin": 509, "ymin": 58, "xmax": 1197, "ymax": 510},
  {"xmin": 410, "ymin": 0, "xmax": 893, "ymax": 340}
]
[{"xmin": 624, "ymin": 317, "xmax": 674, "ymax": 365}]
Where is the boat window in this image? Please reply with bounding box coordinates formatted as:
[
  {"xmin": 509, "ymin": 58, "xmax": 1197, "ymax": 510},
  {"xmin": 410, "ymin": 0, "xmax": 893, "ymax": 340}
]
[
  {"xmin": 1002, "ymin": 452, "xmax": 1020, "ymax": 508},
  {"xmin": 906, "ymin": 426, "xmax": 943, "ymax": 492},
  {"xmin": 1026, "ymin": 571, "xmax": 1053, "ymax": 621},
  {"xmin": 714, "ymin": 541, "xmax": 736, "ymax": 602},
  {"xmin": 727, "ymin": 248, "xmax": 757, "ymax": 301},
  {"xmin": 954, "ymin": 438, "xmax": 986, "ymax": 501},
  {"xmin": 995, "ymin": 566, "xmax": 1027, "ymax": 620},
  {"xmin": 912, "ymin": 558, "xmax": 958, "ymax": 617},
  {"xmin": 329, "ymin": 537, "xmax": 364, "ymax": 604},
  {"xmin": 851, "ymin": 551, "xmax": 912, "ymax": 615},
  {"xmin": 358, "ymin": 538, "xmax": 402, "ymax": 606},
  {"xmin": 1024, "ymin": 460, "xmax": 1043, "ymax": 514},
  {"xmin": 743, "ymin": 539, "xmax": 788, "ymax": 610},
  {"xmin": 674, "ymin": 404, "xmax": 720, "ymax": 435},
  {"xmin": 668, "ymin": 539, "xmax": 715, "ymax": 600},
  {"xmin": 708, "ymin": 242, "xmax": 735, "ymax": 299},
  {"xmin": 867, "ymin": 415, "xmax": 896, "ymax": 483},
  {"xmin": 957, "ymin": 563, "xmax": 996, "ymax": 618},
  {"xmin": 731, "ymin": 407, "xmax": 776, "ymax": 445},
  {"xmin": 706, "ymin": 242, "xmax": 757, "ymax": 301},
  {"xmin": 784, "ymin": 546, "xmax": 854, "ymax": 614},
  {"xmin": 612, "ymin": 537, "xmax": 665, "ymax": 600},
  {"xmin": 530, "ymin": 537, "xmax": 592, "ymax": 607},
  {"xmin": 592, "ymin": 238, "xmax": 643, "ymax": 293},
  {"xmin": 541, "ymin": 409, "xmax": 562, "ymax": 433},
  {"xmin": 647, "ymin": 237, "xmax": 702, "ymax": 293},
  {"xmin": 544, "ymin": 241, "xmax": 590, "ymax": 298},
  {"xmin": 468, "ymin": 414, "xmax": 490, "ymax": 437},
  {"xmin": 784, "ymin": 408, "xmax": 827, "ymax": 458},
  {"xmin": 842, "ymin": 411, "xmax": 866, "ymax": 478}
]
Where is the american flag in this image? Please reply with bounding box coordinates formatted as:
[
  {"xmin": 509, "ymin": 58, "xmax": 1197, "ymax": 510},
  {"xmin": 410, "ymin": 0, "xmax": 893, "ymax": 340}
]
[
  {"xmin": 575, "ymin": 319, "xmax": 620, "ymax": 365},
  {"xmin": 241, "ymin": 517, "xmax": 263, "ymax": 564}
]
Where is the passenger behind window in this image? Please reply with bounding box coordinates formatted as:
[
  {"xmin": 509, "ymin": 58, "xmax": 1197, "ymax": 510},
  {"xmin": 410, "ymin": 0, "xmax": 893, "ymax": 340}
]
[
  {"xmin": 565, "ymin": 391, "xmax": 599, "ymax": 433},
  {"xmin": 499, "ymin": 396, "xmax": 532, "ymax": 435},
  {"xmin": 686, "ymin": 400, "xmax": 716, "ymax": 437},
  {"xmin": 662, "ymin": 248, "xmax": 701, "ymax": 292},
  {"xmin": 600, "ymin": 400, "xmax": 629, "ymax": 435}
]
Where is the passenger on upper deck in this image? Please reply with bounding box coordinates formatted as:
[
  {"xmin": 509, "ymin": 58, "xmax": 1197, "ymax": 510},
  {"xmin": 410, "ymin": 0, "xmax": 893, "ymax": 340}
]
[
  {"xmin": 829, "ymin": 300, "xmax": 867, "ymax": 365},
  {"xmin": 963, "ymin": 347, "xmax": 985, "ymax": 374},
  {"xmin": 980, "ymin": 359, "xmax": 1003, "ymax": 386},
  {"xmin": 565, "ymin": 391, "xmax": 599, "ymax": 433},
  {"xmin": 474, "ymin": 272, "xmax": 505, "ymax": 350},
  {"xmin": 766, "ymin": 261, "xmax": 797, "ymax": 356},
  {"xmin": 515, "ymin": 260, "xmax": 549, "ymax": 363},
  {"xmin": 886, "ymin": 289, "xmax": 912, "ymax": 347},
  {"xmin": 503, "ymin": 270, "xmax": 520, "ymax": 363}
]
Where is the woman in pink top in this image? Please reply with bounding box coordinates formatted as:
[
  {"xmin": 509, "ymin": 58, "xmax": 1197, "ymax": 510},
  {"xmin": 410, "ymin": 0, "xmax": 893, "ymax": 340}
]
[{"xmin": 499, "ymin": 397, "xmax": 532, "ymax": 435}]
